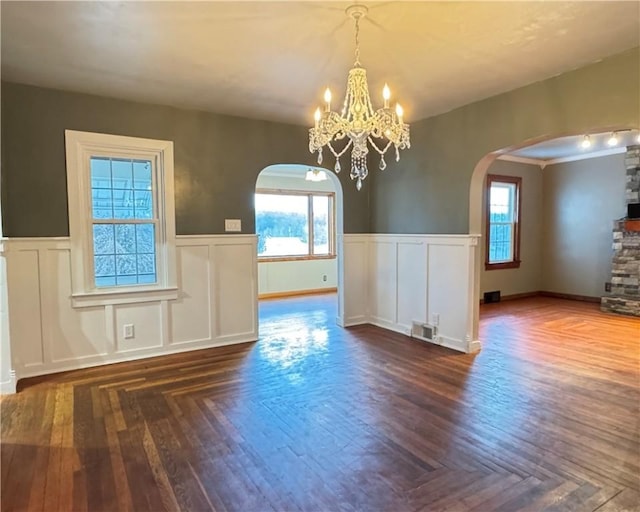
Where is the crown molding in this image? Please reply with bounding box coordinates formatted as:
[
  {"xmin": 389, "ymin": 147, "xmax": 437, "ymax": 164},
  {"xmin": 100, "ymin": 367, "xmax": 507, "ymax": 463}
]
[
  {"xmin": 498, "ymin": 146, "xmax": 627, "ymax": 169},
  {"xmin": 496, "ymin": 154, "xmax": 546, "ymax": 168},
  {"xmin": 544, "ymin": 146, "xmax": 626, "ymax": 165}
]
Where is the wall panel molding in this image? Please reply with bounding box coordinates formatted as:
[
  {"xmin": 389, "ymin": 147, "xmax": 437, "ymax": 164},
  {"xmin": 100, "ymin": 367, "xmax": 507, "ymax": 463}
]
[
  {"xmin": 5, "ymin": 231, "xmax": 478, "ymax": 385},
  {"xmin": 343, "ymin": 233, "xmax": 481, "ymax": 353},
  {"xmin": 4, "ymin": 235, "xmax": 258, "ymax": 380}
]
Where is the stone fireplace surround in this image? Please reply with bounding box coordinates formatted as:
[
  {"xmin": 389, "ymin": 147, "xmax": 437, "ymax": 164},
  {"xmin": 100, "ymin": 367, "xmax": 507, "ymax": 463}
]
[{"xmin": 601, "ymin": 145, "xmax": 640, "ymax": 317}]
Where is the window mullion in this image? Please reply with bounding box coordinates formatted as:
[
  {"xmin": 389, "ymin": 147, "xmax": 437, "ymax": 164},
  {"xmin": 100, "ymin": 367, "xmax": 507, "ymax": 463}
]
[
  {"xmin": 308, "ymin": 193, "xmax": 314, "ymax": 256},
  {"xmin": 92, "ymin": 219, "xmax": 159, "ymax": 225}
]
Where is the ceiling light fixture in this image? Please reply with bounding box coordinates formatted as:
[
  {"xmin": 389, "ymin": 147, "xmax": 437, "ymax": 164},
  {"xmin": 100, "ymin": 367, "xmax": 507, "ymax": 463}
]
[
  {"xmin": 607, "ymin": 132, "xmax": 619, "ymax": 147},
  {"xmin": 305, "ymin": 168, "xmax": 328, "ymax": 182},
  {"xmin": 580, "ymin": 135, "xmax": 591, "ymax": 149},
  {"xmin": 308, "ymin": 4, "xmax": 410, "ymax": 191}
]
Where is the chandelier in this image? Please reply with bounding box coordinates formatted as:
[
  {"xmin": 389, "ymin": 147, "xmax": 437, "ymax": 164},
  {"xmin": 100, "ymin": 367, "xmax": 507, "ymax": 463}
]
[{"xmin": 309, "ymin": 4, "xmax": 410, "ymax": 191}]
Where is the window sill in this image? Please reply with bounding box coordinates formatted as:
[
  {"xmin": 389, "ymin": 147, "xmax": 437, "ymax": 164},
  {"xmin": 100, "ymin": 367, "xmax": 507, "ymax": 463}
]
[
  {"xmin": 71, "ymin": 286, "xmax": 178, "ymax": 308},
  {"xmin": 485, "ymin": 261, "xmax": 521, "ymax": 271},
  {"xmin": 258, "ymin": 255, "xmax": 337, "ymax": 263}
]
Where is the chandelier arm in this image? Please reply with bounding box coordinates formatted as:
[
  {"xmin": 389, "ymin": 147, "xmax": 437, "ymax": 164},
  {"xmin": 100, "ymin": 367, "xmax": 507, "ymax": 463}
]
[
  {"xmin": 328, "ymin": 139, "xmax": 353, "ymax": 159},
  {"xmin": 367, "ymin": 136, "xmax": 393, "ymax": 155}
]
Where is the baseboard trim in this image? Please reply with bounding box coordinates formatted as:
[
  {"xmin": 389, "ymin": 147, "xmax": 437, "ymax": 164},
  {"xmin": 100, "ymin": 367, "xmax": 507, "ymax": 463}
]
[
  {"xmin": 480, "ymin": 291, "xmax": 539, "ymax": 304},
  {"xmin": 538, "ymin": 291, "xmax": 600, "ymax": 303},
  {"xmin": 259, "ymin": 287, "xmax": 337, "ymax": 300},
  {"xmin": 14, "ymin": 337, "xmax": 258, "ymax": 383},
  {"xmin": 480, "ymin": 290, "xmax": 600, "ymax": 305},
  {"xmin": 468, "ymin": 340, "xmax": 482, "ymax": 353},
  {"xmin": 0, "ymin": 370, "xmax": 17, "ymax": 395}
]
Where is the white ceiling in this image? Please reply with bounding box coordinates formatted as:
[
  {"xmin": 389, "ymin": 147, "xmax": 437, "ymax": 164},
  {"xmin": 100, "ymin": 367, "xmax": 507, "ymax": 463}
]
[
  {"xmin": 502, "ymin": 130, "xmax": 640, "ymax": 164},
  {"xmin": 2, "ymin": 1, "xmax": 639, "ymax": 125}
]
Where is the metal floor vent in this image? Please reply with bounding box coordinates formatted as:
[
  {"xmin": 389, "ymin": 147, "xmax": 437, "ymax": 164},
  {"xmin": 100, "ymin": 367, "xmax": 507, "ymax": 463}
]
[
  {"xmin": 484, "ymin": 290, "xmax": 501, "ymax": 304},
  {"xmin": 411, "ymin": 322, "xmax": 438, "ymax": 343}
]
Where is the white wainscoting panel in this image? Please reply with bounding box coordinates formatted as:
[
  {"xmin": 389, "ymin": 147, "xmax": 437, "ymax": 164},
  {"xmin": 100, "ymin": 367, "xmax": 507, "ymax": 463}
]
[
  {"xmin": 5, "ymin": 231, "xmax": 477, "ymax": 384},
  {"xmin": 0, "ymin": 241, "xmax": 17, "ymax": 394},
  {"xmin": 343, "ymin": 234, "xmax": 480, "ymax": 353},
  {"xmin": 6, "ymin": 246, "xmax": 45, "ymax": 369},
  {"xmin": 3, "ymin": 235, "xmax": 258, "ymax": 380},
  {"xmin": 397, "ymin": 240, "xmax": 428, "ymax": 333},
  {"xmin": 46, "ymin": 249, "xmax": 111, "ymax": 363},
  {"xmin": 342, "ymin": 235, "xmax": 369, "ymax": 326},
  {"xmin": 170, "ymin": 244, "xmax": 212, "ymax": 345},
  {"xmin": 214, "ymin": 240, "xmax": 258, "ymax": 341},
  {"xmin": 115, "ymin": 302, "xmax": 163, "ymax": 353},
  {"xmin": 369, "ymin": 240, "xmax": 397, "ymax": 328},
  {"xmin": 427, "ymin": 240, "xmax": 473, "ymax": 351}
]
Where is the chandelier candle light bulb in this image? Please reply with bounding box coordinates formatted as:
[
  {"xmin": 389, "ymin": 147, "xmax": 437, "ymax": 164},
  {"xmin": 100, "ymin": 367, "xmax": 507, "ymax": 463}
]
[
  {"xmin": 308, "ymin": 4, "xmax": 411, "ymax": 190},
  {"xmin": 383, "ymin": 83, "xmax": 391, "ymax": 108},
  {"xmin": 324, "ymin": 88, "xmax": 332, "ymax": 111}
]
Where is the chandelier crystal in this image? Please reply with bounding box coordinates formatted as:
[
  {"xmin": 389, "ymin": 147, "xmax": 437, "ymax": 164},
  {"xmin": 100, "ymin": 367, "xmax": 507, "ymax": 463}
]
[{"xmin": 308, "ymin": 4, "xmax": 410, "ymax": 191}]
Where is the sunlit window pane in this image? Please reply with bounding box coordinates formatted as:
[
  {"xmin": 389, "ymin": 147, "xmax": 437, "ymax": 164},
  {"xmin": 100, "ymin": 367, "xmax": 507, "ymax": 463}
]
[
  {"xmin": 90, "ymin": 158, "xmax": 111, "ymax": 189},
  {"xmin": 133, "ymin": 160, "xmax": 152, "ymax": 190},
  {"xmin": 488, "ymin": 180, "xmax": 517, "ymax": 264},
  {"xmin": 111, "ymin": 159, "xmax": 133, "ymax": 187},
  {"xmin": 91, "ymin": 154, "xmax": 158, "ymax": 288},
  {"xmin": 256, "ymin": 193, "xmax": 309, "ymax": 257},
  {"xmin": 115, "ymin": 224, "xmax": 136, "ymax": 254},
  {"xmin": 93, "ymin": 225, "xmax": 115, "ymax": 255}
]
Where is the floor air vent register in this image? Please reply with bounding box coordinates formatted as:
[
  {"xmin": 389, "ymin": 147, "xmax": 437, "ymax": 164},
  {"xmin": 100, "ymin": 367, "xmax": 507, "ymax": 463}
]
[{"xmin": 411, "ymin": 322, "xmax": 438, "ymax": 343}]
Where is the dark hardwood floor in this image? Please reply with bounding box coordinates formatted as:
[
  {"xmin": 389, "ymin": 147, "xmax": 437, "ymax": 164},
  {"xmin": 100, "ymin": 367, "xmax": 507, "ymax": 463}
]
[{"xmin": 1, "ymin": 295, "xmax": 639, "ymax": 511}]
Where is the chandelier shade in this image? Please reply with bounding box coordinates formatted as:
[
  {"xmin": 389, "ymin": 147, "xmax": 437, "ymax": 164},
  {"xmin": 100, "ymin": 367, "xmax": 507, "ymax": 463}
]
[{"xmin": 308, "ymin": 4, "xmax": 410, "ymax": 191}]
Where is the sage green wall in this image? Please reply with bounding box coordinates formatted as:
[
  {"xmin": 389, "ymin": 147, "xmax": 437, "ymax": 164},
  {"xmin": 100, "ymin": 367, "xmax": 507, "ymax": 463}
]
[
  {"xmin": 480, "ymin": 160, "xmax": 542, "ymax": 297},
  {"xmin": 0, "ymin": 82, "xmax": 369, "ymax": 237},
  {"xmin": 542, "ymin": 153, "xmax": 626, "ymax": 298},
  {"xmin": 3, "ymin": 48, "xmax": 638, "ymax": 237},
  {"xmin": 371, "ymin": 48, "xmax": 640, "ymax": 234}
]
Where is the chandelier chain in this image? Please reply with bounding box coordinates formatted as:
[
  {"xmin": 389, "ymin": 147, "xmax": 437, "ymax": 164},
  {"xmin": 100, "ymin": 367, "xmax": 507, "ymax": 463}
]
[{"xmin": 354, "ymin": 15, "xmax": 361, "ymax": 66}]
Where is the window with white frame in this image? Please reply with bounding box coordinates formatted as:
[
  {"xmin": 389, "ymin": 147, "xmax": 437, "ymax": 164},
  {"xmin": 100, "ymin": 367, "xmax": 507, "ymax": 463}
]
[
  {"xmin": 485, "ymin": 174, "xmax": 521, "ymax": 270},
  {"xmin": 65, "ymin": 130, "xmax": 177, "ymax": 306},
  {"xmin": 255, "ymin": 190, "xmax": 335, "ymax": 259}
]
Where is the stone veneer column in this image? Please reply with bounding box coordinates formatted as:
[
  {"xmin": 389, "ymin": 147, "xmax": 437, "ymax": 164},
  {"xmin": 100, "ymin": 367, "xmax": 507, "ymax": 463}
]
[{"xmin": 601, "ymin": 145, "xmax": 640, "ymax": 316}]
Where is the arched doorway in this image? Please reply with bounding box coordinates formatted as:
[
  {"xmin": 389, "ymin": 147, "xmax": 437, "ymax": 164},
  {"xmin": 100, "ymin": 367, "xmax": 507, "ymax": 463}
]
[
  {"xmin": 254, "ymin": 164, "xmax": 345, "ymax": 326},
  {"xmin": 468, "ymin": 128, "xmax": 637, "ymax": 341}
]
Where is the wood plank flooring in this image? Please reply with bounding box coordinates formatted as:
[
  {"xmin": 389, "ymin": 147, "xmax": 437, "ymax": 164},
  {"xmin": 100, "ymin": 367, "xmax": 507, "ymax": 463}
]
[{"xmin": 1, "ymin": 295, "xmax": 639, "ymax": 511}]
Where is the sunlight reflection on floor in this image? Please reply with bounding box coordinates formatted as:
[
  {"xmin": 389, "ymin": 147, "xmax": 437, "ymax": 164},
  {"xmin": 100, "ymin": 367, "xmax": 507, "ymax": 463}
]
[{"xmin": 258, "ymin": 294, "xmax": 335, "ymax": 374}]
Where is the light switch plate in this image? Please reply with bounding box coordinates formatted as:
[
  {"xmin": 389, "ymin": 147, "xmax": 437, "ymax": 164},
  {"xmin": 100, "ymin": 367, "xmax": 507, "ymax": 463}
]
[{"xmin": 225, "ymin": 219, "xmax": 242, "ymax": 232}]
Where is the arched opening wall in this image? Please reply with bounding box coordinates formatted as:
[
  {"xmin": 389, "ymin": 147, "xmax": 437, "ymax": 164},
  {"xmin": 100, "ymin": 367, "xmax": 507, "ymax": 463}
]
[
  {"xmin": 255, "ymin": 164, "xmax": 346, "ymax": 325},
  {"xmin": 369, "ymin": 48, "xmax": 639, "ymax": 346}
]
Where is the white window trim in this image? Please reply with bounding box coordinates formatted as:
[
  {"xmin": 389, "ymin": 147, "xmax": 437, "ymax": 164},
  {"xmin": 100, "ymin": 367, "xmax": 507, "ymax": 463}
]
[
  {"xmin": 65, "ymin": 130, "xmax": 177, "ymax": 308},
  {"xmin": 488, "ymin": 182, "xmax": 516, "ymax": 263},
  {"xmin": 255, "ymin": 189, "xmax": 336, "ymax": 260},
  {"xmin": 485, "ymin": 174, "xmax": 521, "ymax": 270}
]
